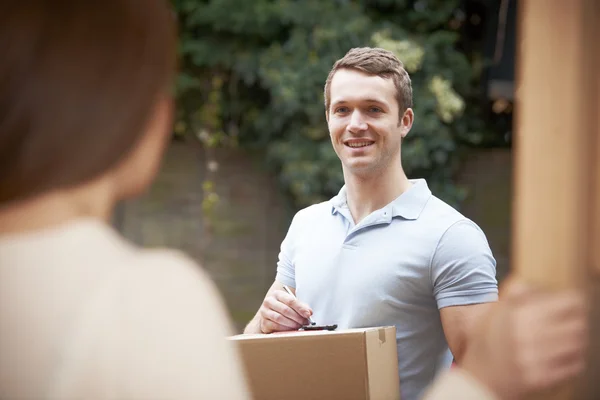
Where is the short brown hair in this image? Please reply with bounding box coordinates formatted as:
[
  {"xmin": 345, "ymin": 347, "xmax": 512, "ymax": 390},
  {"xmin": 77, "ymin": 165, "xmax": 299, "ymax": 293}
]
[
  {"xmin": 324, "ymin": 47, "xmax": 413, "ymax": 117},
  {"xmin": 0, "ymin": 0, "xmax": 177, "ymax": 204}
]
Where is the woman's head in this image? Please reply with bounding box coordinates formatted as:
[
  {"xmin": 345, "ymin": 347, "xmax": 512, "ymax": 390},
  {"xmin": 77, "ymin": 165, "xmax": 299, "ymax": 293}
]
[{"xmin": 0, "ymin": 0, "xmax": 177, "ymax": 205}]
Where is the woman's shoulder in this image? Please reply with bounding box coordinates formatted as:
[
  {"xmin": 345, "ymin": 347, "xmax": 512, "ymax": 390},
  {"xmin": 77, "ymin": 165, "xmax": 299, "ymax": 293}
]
[
  {"xmin": 52, "ymin": 242, "xmax": 250, "ymax": 399},
  {"xmin": 121, "ymin": 246, "xmax": 231, "ymax": 328}
]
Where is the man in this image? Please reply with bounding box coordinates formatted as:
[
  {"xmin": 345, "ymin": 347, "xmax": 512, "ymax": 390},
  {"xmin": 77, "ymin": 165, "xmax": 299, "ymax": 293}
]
[{"xmin": 245, "ymin": 47, "xmax": 499, "ymax": 400}]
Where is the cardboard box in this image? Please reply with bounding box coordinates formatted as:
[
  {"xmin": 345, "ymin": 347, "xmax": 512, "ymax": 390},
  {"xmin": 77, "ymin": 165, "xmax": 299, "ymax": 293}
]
[{"xmin": 229, "ymin": 326, "xmax": 400, "ymax": 400}]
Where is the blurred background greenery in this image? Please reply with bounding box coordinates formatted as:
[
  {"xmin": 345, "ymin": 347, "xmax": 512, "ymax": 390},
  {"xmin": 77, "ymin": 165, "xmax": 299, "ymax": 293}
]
[{"xmin": 115, "ymin": 0, "xmax": 516, "ymax": 331}]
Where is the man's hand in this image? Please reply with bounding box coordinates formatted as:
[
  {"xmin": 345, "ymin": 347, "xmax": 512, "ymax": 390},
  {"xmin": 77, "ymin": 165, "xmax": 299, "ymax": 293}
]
[
  {"xmin": 461, "ymin": 277, "xmax": 589, "ymax": 400},
  {"xmin": 258, "ymin": 287, "xmax": 313, "ymax": 333},
  {"xmin": 244, "ymin": 282, "xmax": 313, "ymax": 334}
]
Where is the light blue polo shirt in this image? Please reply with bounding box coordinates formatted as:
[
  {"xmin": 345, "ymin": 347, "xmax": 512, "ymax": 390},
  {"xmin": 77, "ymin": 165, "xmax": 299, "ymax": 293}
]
[{"xmin": 275, "ymin": 179, "xmax": 498, "ymax": 400}]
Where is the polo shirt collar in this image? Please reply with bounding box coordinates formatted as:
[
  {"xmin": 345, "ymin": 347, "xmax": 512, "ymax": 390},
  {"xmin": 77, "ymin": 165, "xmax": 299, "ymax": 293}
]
[{"xmin": 330, "ymin": 178, "xmax": 431, "ymax": 220}]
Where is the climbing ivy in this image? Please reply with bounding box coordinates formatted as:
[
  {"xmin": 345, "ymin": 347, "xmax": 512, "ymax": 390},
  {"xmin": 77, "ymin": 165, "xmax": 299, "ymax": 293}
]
[{"xmin": 172, "ymin": 0, "xmax": 492, "ymax": 208}]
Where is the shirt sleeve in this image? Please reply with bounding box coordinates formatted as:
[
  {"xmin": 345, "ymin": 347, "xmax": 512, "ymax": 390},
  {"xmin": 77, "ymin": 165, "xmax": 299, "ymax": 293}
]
[
  {"xmin": 431, "ymin": 219, "xmax": 499, "ymax": 309},
  {"xmin": 275, "ymin": 211, "xmax": 302, "ymax": 288}
]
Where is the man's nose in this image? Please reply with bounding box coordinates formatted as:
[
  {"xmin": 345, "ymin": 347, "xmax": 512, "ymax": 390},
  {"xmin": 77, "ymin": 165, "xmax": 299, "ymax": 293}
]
[{"xmin": 348, "ymin": 110, "xmax": 368, "ymax": 132}]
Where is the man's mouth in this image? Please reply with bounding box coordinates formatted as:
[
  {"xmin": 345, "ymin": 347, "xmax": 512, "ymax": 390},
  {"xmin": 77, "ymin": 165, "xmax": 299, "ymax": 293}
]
[{"xmin": 344, "ymin": 140, "xmax": 375, "ymax": 148}]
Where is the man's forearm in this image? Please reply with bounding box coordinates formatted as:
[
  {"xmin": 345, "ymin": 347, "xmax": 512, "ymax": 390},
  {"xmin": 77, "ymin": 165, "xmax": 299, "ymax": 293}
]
[{"xmin": 440, "ymin": 302, "xmax": 495, "ymax": 365}]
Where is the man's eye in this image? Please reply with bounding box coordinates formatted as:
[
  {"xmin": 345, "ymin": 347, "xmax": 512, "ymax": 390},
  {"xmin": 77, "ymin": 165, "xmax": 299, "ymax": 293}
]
[
  {"xmin": 369, "ymin": 107, "xmax": 383, "ymax": 113},
  {"xmin": 335, "ymin": 107, "xmax": 349, "ymax": 113}
]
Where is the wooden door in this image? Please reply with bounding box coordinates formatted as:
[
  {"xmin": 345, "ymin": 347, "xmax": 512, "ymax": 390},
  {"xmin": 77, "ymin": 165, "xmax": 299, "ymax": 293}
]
[{"xmin": 512, "ymin": 0, "xmax": 599, "ymax": 399}]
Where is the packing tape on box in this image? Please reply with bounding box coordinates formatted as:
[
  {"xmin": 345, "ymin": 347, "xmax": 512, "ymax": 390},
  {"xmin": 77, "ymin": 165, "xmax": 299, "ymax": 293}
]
[{"xmin": 378, "ymin": 328, "xmax": 386, "ymax": 344}]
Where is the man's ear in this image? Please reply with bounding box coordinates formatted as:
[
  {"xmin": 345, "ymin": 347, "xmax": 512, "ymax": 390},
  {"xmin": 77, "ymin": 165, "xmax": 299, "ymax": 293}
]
[{"xmin": 400, "ymin": 108, "xmax": 414, "ymax": 139}]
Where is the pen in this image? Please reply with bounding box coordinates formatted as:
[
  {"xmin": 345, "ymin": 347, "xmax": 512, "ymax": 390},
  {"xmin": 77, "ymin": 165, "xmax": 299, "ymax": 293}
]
[{"xmin": 282, "ymin": 284, "xmax": 314, "ymax": 325}]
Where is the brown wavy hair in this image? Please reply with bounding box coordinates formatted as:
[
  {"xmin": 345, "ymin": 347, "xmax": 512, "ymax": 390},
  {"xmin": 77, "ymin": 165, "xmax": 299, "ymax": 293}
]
[
  {"xmin": 0, "ymin": 0, "xmax": 177, "ymax": 204},
  {"xmin": 323, "ymin": 47, "xmax": 413, "ymax": 118}
]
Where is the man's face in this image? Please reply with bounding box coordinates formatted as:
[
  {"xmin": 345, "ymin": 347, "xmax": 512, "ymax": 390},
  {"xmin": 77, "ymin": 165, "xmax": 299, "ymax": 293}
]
[{"xmin": 327, "ymin": 68, "xmax": 413, "ymax": 177}]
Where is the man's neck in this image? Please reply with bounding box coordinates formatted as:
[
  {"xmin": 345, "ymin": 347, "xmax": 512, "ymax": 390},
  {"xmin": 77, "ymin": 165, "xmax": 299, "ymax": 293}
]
[
  {"xmin": 343, "ymin": 162, "xmax": 411, "ymax": 224},
  {"xmin": 0, "ymin": 181, "xmax": 115, "ymax": 236}
]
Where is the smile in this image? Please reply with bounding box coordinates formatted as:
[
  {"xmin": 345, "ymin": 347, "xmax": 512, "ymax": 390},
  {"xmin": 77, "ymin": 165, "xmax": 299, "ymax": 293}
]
[{"xmin": 344, "ymin": 141, "xmax": 374, "ymax": 148}]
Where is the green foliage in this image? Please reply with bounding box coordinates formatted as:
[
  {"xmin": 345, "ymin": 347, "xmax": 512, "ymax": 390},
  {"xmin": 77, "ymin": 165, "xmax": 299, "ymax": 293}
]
[{"xmin": 172, "ymin": 0, "xmax": 487, "ymax": 209}]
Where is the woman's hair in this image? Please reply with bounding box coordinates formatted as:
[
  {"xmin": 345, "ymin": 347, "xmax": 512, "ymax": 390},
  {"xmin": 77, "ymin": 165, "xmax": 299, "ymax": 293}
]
[{"xmin": 0, "ymin": 0, "xmax": 177, "ymax": 204}]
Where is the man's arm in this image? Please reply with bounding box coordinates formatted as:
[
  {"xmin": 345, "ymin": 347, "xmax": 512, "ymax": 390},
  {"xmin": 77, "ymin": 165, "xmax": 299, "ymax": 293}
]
[
  {"xmin": 431, "ymin": 219, "xmax": 499, "ymax": 363},
  {"xmin": 439, "ymin": 302, "xmax": 494, "ymax": 362}
]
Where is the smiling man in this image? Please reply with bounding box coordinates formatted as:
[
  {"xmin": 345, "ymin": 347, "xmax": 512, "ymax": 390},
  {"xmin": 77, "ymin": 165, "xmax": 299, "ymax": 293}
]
[{"xmin": 244, "ymin": 47, "xmax": 498, "ymax": 400}]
